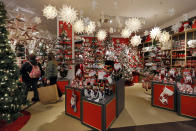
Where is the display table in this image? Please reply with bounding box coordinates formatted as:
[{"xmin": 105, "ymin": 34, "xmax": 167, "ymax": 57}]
[
  {"xmin": 81, "ymin": 95, "xmax": 116, "ymax": 131},
  {"xmin": 151, "ymin": 81, "xmax": 177, "ymax": 111},
  {"xmin": 115, "ymin": 79, "xmax": 125, "ymax": 116},
  {"xmin": 177, "ymin": 92, "xmax": 196, "ymax": 119},
  {"xmin": 57, "ymin": 79, "xmax": 69, "ymax": 93},
  {"xmin": 65, "ymin": 86, "xmax": 82, "ymax": 120}
]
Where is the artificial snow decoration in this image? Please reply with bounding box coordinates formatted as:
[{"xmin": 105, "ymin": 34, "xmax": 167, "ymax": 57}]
[
  {"xmin": 144, "ymin": 30, "xmax": 149, "ymax": 36},
  {"xmin": 121, "ymin": 28, "xmax": 131, "ymax": 38},
  {"xmin": 97, "ymin": 29, "xmax": 107, "ymax": 41},
  {"xmin": 125, "ymin": 17, "xmax": 141, "ymax": 32},
  {"xmin": 131, "ymin": 35, "xmax": 142, "ymax": 47},
  {"xmin": 159, "ymin": 31, "xmax": 170, "ymax": 43},
  {"xmin": 85, "ymin": 21, "xmax": 96, "ymax": 34},
  {"xmin": 168, "ymin": 8, "xmax": 175, "ymax": 16},
  {"xmin": 59, "ymin": 5, "xmax": 77, "ymax": 24},
  {"xmin": 171, "ymin": 22, "xmax": 181, "ymax": 33},
  {"xmin": 42, "ymin": 5, "xmax": 57, "ymax": 19},
  {"xmin": 150, "ymin": 27, "xmax": 161, "ymax": 40},
  {"xmin": 33, "ymin": 17, "xmax": 42, "ymax": 24},
  {"xmin": 74, "ymin": 19, "xmax": 84, "ymax": 34}
]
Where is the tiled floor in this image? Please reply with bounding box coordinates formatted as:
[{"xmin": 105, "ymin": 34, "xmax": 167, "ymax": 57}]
[{"xmin": 21, "ymin": 83, "xmax": 192, "ymax": 131}]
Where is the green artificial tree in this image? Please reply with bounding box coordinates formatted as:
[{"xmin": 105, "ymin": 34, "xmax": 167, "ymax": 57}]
[{"xmin": 0, "ymin": 2, "xmax": 28, "ymax": 123}]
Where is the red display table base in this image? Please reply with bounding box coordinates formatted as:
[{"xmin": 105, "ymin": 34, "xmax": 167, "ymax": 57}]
[
  {"xmin": 57, "ymin": 80, "xmax": 69, "ymax": 93},
  {"xmin": 65, "ymin": 87, "xmax": 82, "ymax": 120},
  {"xmin": 81, "ymin": 95, "xmax": 116, "ymax": 131},
  {"xmin": 151, "ymin": 82, "xmax": 177, "ymax": 111},
  {"xmin": 177, "ymin": 93, "xmax": 196, "ymax": 119}
]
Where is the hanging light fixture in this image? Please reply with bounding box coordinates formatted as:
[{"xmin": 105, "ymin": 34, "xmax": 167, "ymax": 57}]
[
  {"xmin": 74, "ymin": 19, "xmax": 84, "ymax": 34},
  {"xmin": 131, "ymin": 35, "xmax": 142, "ymax": 47},
  {"xmin": 42, "ymin": 5, "xmax": 57, "ymax": 19},
  {"xmin": 121, "ymin": 28, "xmax": 131, "ymax": 38},
  {"xmin": 97, "ymin": 29, "xmax": 107, "ymax": 41},
  {"xmin": 85, "ymin": 21, "xmax": 96, "ymax": 34},
  {"xmin": 125, "ymin": 17, "xmax": 142, "ymax": 33},
  {"xmin": 59, "ymin": 5, "xmax": 78, "ymax": 24},
  {"xmin": 150, "ymin": 27, "xmax": 161, "ymax": 40},
  {"xmin": 159, "ymin": 31, "xmax": 170, "ymax": 43}
]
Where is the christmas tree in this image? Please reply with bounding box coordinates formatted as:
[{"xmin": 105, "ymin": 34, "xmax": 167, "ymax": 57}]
[{"xmin": 0, "ymin": 1, "xmax": 27, "ymax": 122}]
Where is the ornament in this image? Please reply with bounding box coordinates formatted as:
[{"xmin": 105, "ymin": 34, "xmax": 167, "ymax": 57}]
[
  {"xmin": 159, "ymin": 31, "xmax": 170, "ymax": 43},
  {"xmin": 59, "ymin": 5, "xmax": 77, "ymax": 24},
  {"xmin": 33, "ymin": 16, "xmax": 42, "ymax": 24},
  {"xmin": 144, "ymin": 30, "xmax": 149, "ymax": 36},
  {"xmin": 42, "ymin": 5, "xmax": 57, "ymax": 19},
  {"xmin": 121, "ymin": 28, "xmax": 131, "ymax": 38},
  {"xmin": 97, "ymin": 29, "xmax": 107, "ymax": 41},
  {"xmin": 150, "ymin": 27, "xmax": 161, "ymax": 40},
  {"xmin": 85, "ymin": 21, "xmax": 96, "ymax": 34},
  {"xmin": 172, "ymin": 22, "xmax": 181, "ymax": 33},
  {"xmin": 131, "ymin": 35, "xmax": 142, "ymax": 47},
  {"xmin": 125, "ymin": 17, "xmax": 141, "ymax": 32},
  {"xmin": 74, "ymin": 19, "xmax": 84, "ymax": 34}
]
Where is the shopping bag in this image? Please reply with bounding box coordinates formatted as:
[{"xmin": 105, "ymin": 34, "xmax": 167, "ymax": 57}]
[{"xmin": 38, "ymin": 84, "xmax": 59, "ymax": 104}]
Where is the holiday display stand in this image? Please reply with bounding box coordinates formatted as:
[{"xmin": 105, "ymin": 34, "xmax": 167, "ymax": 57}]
[
  {"xmin": 57, "ymin": 79, "xmax": 69, "ymax": 94},
  {"xmin": 115, "ymin": 79, "xmax": 125, "ymax": 117},
  {"xmin": 81, "ymin": 94, "xmax": 116, "ymax": 131},
  {"xmin": 65, "ymin": 86, "xmax": 82, "ymax": 120},
  {"xmin": 177, "ymin": 91, "xmax": 196, "ymax": 119},
  {"xmin": 151, "ymin": 81, "xmax": 177, "ymax": 111}
]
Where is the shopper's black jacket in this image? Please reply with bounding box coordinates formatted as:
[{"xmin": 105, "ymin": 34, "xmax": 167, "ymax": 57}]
[{"xmin": 20, "ymin": 60, "xmax": 44, "ymax": 85}]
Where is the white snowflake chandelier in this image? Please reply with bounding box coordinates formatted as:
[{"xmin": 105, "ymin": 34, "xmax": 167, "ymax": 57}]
[
  {"xmin": 121, "ymin": 28, "xmax": 131, "ymax": 38},
  {"xmin": 150, "ymin": 27, "xmax": 161, "ymax": 40},
  {"xmin": 131, "ymin": 35, "xmax": 142, "ymax": 47},
  {"xmin": 125, "ymin": 17, "xmax": 141, "ymax": 32},
  {"xmin": 42, "ymin": 5, "xmax": 57, "ymax": 19},
  {"xmin": 74, "ymin": 19, "xmax": 84, "ymax": 34},
  {"xmin": 85, "ymin": 21, "xmax": 96, "ymax": 34},
  {"xmin": 172, "ymin": 22, "xmax": 181, "ymax": 33},
  {"xmin": 159, "ymin": 31, "xmax": 170, "ymax": 43},
  {"xmin": 59, "ymin": 5, "xmax": 77, "ymax": 24},
  {"xmin": 34, "ymin": 16, "xmax": 42, "ymax": 24},
  {"xmin": 97, "ymin": 29, "xmax": 107, "ymax": 41}
]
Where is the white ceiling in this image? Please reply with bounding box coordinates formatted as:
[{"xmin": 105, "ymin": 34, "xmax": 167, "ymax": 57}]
[{"xmin": 2, "ymin": 0, "xmax": 196, "ymax": 36}]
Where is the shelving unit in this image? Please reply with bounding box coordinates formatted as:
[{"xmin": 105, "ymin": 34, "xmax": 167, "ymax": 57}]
[{"xmin": 171, "ymin": 28, "xmax": 196, "ymax": 68}]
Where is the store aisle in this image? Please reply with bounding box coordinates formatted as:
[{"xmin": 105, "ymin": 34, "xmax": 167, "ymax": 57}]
[{"xmin": 21, "ymin": 84, "xmax": 191, "ymax": 131}]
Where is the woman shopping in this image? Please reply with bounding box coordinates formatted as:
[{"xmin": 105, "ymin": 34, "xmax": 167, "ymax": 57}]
[{"xmin": 45, "ymin": 52, "xmax": 63, "ymax": 100}]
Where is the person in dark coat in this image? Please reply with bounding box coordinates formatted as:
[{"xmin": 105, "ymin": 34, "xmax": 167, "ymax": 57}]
[{"xmin": 20, "ymin": 54, "xmax": 44, "ymax": 102}]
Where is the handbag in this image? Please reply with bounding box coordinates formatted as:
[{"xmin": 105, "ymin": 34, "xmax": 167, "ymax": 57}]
[{"xmin": 38, "ymin": 84, "xmax": 59, "ymax": 104}]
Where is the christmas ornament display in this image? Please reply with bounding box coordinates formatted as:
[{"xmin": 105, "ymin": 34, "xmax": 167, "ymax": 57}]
[
  {"xmin": 150, "ymin": 27, "xmax": 161, "ymax": 40},
  {"xmin": 42, "ymin": 5, "xmax": 57, "ymax": 19},
  {"xmin": 125, "ymin": 17, "xmax": 141, "ymax": 32},
  {"xmin": 121, "ymin": 28, "xmax": 131, "ymax": 38},
  {"xmin": 97, "ymin": 29, "xmax": 107, "ymax": 41},
  {"xmin": 131, "ymin": 35, "xmax": 142, "ymax": 47},
  {"xmin": 59, "ymin": 5, "xmax": 78, "ymax": 24},
  {"xmin": 74, "ymin": 19, "xmax": 84, "ymax": 34}
]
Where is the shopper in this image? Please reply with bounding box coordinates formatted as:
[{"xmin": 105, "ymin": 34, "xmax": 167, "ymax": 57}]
[
  {"xmin": 20, "ymin": 54, "xmax": 44, "ymax": 102},
  {"xmin": 45, "ymin": 52, "xmax": 63, "ymax": 100}
]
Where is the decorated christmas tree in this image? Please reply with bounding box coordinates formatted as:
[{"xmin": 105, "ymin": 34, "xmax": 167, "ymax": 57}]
[{"xmin": 0, "ymin": 1, "xmax": 27, "ymax": 122}]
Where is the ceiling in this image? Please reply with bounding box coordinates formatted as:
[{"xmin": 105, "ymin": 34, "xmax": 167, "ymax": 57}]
[{"xmin": 2, "ymin": 0, "xmax": 196, "ymax": 37}]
